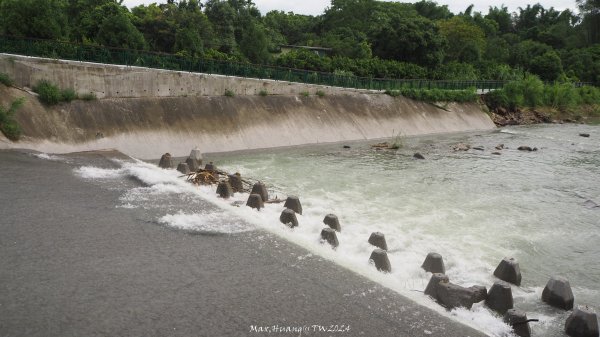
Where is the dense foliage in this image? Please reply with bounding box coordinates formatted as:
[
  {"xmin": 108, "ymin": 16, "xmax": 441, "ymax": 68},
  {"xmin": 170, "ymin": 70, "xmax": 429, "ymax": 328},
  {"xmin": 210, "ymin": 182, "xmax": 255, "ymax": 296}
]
[
  {"xmin": 0, "ymin": 97, "xmax": 24, "ymax": 140},
  {"xmin": 0, "ymin": 0, "xmax": 599, "ymax": 83}
]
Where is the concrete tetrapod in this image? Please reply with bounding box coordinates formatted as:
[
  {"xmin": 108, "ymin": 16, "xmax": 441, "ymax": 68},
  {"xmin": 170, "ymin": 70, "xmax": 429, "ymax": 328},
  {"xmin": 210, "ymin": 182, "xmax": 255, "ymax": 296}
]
[
  {"xmin": 485, "ymin": 280, "xmax": 514, "ymax": 314},
  {"xmin": 493, "ymin": 257, "xmax": 522, "ymax": 286},
  {"xmin": 421, "ymin": 252, "xmax": 446, "ymax": 274},
  {"xmin": 246, "ymin": 194, "xmax": 264, "ymax": 210},
  {"xmin": 177, "ymin": 162, "xmax": 190, "ymax": 174},
  {"xmin": 216, "ymin": 181, "xmax": 234, "ymax": 199},
  {"xmin": 283, "ymin": 196, "xmax": 302, "ymax": 214},
  {"xmin": 251, "ymin": 182, "xmax": 269, "ymax": 202},
  {"xmin": 504, "ymin": 309, "xmax": 532, "ymax": 337},
  {"xmin": 368, "ymin": 232, "xmax": 388, "ymax": 250},
  {"xmin": 158, "ymin": 153, "xmax": 172, "ymax": 169},
  {"xmin": 369, "ymin": 249, "xmax": 391, "ymax": 273},
  {"xmin": 565, "ymin": 307, "xmax": 599, "ymax": 337},
  {"xmin": 320, "ymin": 228, "xmax": 339, "ymax": 248},
  {"xmin": 280, "ymin": 209, "xmax": 298, "ymax": 228},
  {"xmin": 323, "ymin": 214, "xmax": 341, "ymax": 232},
  {"xmin": 542, "ymin": 276, "xmax": 575, "ymax": 310}
]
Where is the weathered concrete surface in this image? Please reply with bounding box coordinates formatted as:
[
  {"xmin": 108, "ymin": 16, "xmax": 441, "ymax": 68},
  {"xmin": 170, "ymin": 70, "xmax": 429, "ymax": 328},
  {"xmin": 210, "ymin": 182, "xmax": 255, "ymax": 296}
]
[
  {"xmin": 0, "ymin": 54, "xmax": 370, "ymax": 99},
  {"xmin": 0, "ymin": 57, "xmax": 495, "ymax": 159}
]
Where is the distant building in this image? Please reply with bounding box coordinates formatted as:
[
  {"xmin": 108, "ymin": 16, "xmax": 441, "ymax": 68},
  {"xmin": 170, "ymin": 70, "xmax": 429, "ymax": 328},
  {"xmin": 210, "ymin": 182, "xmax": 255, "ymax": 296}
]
[{"xmin": 279, "ymin": 45, "xmax": 333, "ymax": 57}]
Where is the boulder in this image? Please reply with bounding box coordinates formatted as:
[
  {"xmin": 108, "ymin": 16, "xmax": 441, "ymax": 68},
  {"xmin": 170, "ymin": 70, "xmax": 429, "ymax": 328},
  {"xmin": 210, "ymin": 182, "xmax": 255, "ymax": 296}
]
[
  {"xmin": 323, "ymin": 214, "xmax": 341, "ymax": 232},
  {"xmin": 368, "ymin": 232, "xmax": 388, "ymax": 250},
  {"xmin": 579, "ymin": 133, "xmax": 590, "ymax": 138},
  {"xmin": 542, "ymin": 276, "xmax": 575, "ymax": 310},
  {"xmin": 369, "ymin": 249, "xmax": 391, "ymax": 273},
  {"xmin": 246, "ymin": 194, "xmax": 264, "ymax": 210},
  {"xmin": 424, "ymin": 273, "xmax": 449, "ymax": 298},
  {"xmin": 518, "ymin": 146, "xmax": 538, "ymax": 152},
  {"xmin": 216, "ymin": 181, "xmax": 233, "ymax": 199},
  {"xmin": 251, "ymin": 182, "xmax": 269, "ymax": 202},
  {"xmin": 158, "ymin": 153, "xmax": 172, "ymax": 169},
  {"xmin": 504, "ymin": 309, "xmax": 532, "ymax": 337},
  {"xmin": 485, "ymin": 281, "xmax": 514, "ymax": 314},
  {"xmin": 493, "ymin": 257, "xmax": 522, "ymax": 286},
  {"xmin": 436, "ymin": 281, "xmax": 476, "ymax": 310},
  {"xmin": 176, "ymin": 162, "xmax": 190, "ymax": 174},
  {"xmin": 565, "ymin": 307, "xmax": 599, "ymax": 337},
  {"xmin": 492, "ymin": 152, "xmax": 502, "ymax": 155},
  {"xmin": 421, "ymin": 252, "xmax": 446, "ymax": 274},
  {"xmin": 495, "ymin": 144, "xmax": 505, "ymax": 150},
  {"xmin": 280, "ymin": 209, "xmax": 298, "ymax": 228},
  {"xmin": 283, "ymin": 196, "xmax": 302, "ymax": 214},
  {"xmin": 413, "ymin": 153, "xmax": 425, "ymax": 160},
  {"xmin": 228, "ymin": 173, "xmax": 243, "ymax": 192},
  {"xmin": 320, "ymin": 228, "xmax": 339, "ymax": 248},
  {"xmin": 204, "ymin": 162, "xmax": 216, "ymax": 172},
  {"xmin": 185, "ymin": 157, "xmax": 200, "ymax": 172},
  {"xmin": 473, "ymin": 146, "xmax": 485, "ymax": 151},
  {"xmin": 189, "ymin": 147, "xmax": 203, "ymax": 163},
  {"xmin": 469, "ymin": 285, "xmax": 488, "ymax": 303},
  {"xmin": 453, "ymin": 143, "xmax": 470, "ymax": 151},
  {"xmin": 343, "ymin": 145, "xmax": 351, "ymax": 149}
]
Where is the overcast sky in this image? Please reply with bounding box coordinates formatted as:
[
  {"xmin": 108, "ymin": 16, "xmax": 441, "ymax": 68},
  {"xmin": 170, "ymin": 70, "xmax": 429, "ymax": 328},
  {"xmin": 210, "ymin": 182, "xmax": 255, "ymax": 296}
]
[{"xmin": 122, "ymin": 0, "xmax": 578, "ymax": 16}]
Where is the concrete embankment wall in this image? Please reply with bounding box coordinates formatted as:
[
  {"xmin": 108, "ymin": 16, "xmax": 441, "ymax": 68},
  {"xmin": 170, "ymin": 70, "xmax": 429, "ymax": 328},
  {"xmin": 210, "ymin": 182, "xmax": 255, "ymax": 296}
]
[{"xmin": 0, "ymin": 55, "xmax": 495, "ymax": 159}]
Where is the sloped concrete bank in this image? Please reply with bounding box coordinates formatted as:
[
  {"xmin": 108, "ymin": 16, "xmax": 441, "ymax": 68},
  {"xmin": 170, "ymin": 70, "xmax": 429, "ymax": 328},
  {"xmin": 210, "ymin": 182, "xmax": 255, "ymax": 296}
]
[{"xmin": 0, "ymin": 85, "xmax": 495, "ymax": 159}]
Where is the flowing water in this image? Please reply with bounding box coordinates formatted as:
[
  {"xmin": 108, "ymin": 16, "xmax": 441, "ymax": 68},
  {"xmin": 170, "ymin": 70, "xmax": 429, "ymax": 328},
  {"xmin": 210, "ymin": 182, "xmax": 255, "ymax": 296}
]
[{"xmin": 56, "ymin": 124, "xmax": 598, "ymax": 336}]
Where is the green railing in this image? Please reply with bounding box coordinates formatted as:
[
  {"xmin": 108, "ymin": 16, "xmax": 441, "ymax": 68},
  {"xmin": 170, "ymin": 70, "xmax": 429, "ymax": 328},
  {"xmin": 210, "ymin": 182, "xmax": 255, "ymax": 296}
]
[{"xmin": 0, "ymin": 35, "xmax": 538, "ymax": 92}]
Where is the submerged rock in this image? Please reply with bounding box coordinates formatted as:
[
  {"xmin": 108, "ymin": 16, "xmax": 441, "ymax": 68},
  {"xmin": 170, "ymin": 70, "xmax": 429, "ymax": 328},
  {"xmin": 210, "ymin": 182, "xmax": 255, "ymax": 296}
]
[
  {"xmin": 452, "ymin": 143, "xmax": 471, "ymax": 151},
  {"xmin": 518, "ymin": 146, "xmax": 538, "ymax": 152},
  {"xmin": 413, "ymin": 152, "xmax": 425, "ymax": 160},
  {"xmin": 472, "ymin": 146, "xmax": 484, "ymax": 151},
  {"xmin": 176, "ymin": 162, "xmax": 190, "ymax": 174},
  {"xmin": 579, "ymin": 133, "xmax": 590, "ymax": 138}
]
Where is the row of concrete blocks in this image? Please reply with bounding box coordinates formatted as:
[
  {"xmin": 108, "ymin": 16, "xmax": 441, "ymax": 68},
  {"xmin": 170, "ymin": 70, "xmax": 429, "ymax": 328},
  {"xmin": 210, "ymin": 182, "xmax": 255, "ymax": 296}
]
[
  {"xmin": 422, "ymin": 254, "xmax": 598, "ymax": 337},
  {"xmin": 158, "ymin": 149, "xmax": 204, "ymax": 172}
]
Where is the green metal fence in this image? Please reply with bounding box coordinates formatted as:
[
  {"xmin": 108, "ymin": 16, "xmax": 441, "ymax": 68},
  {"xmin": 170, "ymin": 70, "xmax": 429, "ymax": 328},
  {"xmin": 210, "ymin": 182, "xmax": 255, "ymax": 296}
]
[{"xmin": 0, "ymin": 35, "xmax": 576, "ymax": 92}]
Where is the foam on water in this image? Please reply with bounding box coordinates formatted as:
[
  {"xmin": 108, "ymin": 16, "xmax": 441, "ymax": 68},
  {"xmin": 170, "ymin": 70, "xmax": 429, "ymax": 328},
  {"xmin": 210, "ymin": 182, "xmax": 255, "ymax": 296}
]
[{"xmin": 72, "ymin": 124, "xmax": 600, "ymax": 337}]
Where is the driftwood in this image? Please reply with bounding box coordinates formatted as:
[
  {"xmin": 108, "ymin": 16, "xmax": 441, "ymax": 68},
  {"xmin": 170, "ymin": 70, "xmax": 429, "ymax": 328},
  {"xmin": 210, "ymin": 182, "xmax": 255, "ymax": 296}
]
[{"xmin": 184, "ymin": 168, "xmax": 283, "ymax": 200}]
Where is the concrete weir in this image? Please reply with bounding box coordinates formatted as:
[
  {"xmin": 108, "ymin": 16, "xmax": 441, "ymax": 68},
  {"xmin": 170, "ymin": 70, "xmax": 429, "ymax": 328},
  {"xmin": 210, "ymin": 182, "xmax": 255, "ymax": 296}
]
[{"xmin": 0, "ymin": 54, "xmax": 496, "ymax": 158}]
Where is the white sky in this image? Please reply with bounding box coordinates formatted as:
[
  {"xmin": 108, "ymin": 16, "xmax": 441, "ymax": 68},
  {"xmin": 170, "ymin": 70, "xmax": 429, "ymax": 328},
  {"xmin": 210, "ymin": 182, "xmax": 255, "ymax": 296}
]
[{"xmin": 122, "ymin": 0, "xmax": 578, "ymax": 16}]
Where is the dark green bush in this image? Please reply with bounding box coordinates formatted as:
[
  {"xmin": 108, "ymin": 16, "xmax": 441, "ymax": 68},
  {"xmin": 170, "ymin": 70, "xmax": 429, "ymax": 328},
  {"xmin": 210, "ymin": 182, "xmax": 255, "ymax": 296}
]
[
  {"xmin": 224, "ymin": 89, "xmax": 235, "ymax": 97},
  {"xmin": 316, "ymin": 90, "xmax": 325, "ymax": 97},
  {"xmin": 259, "ymin": 89, "xmax": 268, "ymax": 96},
  {"xmin": 0, "ymin": 97, "xmax": 24, "ymax": 140},
  {"xmin": 80, "ymin": 92, "xmax": 97, "ymax": 101},
  {"xmin": 61, "ymin": 88, "xmax": 78, "ymax": 102},
  {"xmin": 33, "ymin": 80, "xmax": 62, "ymax": 105},
  {"xmin": 386, "ymin": 88, "xmax": 477, "ymax": 102},
  {"xmin": 0, "ymin": 73, "xmax": 13, "ymax": 86},
  {"xmin": 485, "ymin": 90, "xmax": 509, "ymax": 110}
]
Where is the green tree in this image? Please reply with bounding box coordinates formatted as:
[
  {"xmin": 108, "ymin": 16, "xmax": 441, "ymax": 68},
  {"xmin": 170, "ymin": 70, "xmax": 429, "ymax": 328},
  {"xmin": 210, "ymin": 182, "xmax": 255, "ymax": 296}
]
[
  {"xmin": 530, "ymin": 50, "xmax": 564, "ymax": 81},
  {"xmin": 438, "ymin": 16, "xmax": 486, "ymax": 63},
  {"xmin": 577, "ymin": 0, "xmax": 600, "ymax": 43},
  {"xmin": 0, "ymin": 0, "xmax": 69, "ymax": 39},
  {"xmin": 319, "ymin": 27, "xmax": 371, "ymax": 59},
  {"xmin": 413, "ymin": 0, "xmax": 453, "ymax": 20},
  {"xmin": 81, "ymin": 2, "xmax": 146, "ymax": 49},
  {"xmin": 205, "ymin": 0, "xmax": 237, "ymax": 53}
]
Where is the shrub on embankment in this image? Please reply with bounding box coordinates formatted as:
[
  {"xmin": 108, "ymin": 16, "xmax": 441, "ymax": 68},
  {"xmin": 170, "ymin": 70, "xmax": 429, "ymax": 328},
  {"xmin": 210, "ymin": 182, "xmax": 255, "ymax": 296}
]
[
  {"xmin": 0, "ymin": 97, "xmax": 24, "ymax": 140},
  {"xmin": 32, "ymin": 80, "xmax": 93, "ymax": 105},
  {"xmin": 0, "ymin": 73, "xmax": 14, "ymax": 86},
  {"xmin": 385, "ymin": 88, "xmax": 478, "ymax": 103}
]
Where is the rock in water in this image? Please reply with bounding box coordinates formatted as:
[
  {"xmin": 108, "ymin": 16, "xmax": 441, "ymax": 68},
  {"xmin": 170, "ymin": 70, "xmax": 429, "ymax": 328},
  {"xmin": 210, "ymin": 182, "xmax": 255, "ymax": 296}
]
[
  {"xmin": 189, "ymin": 147, "xmax": 203, "ymax": 163},
  {"xmin": 279, "ymin": 209, "xmax": 298, "ymax": 228},
  {"xmin": 246, "ymin": 194, "xmax": 264, "ymax": 210},
  {"xmin": 493, "ymin": 257, "xmax": 522, "ymax": 286},
  {"xmin": 320, "ymin": 228, "xmax": 339, "ymax": 248},
  {"xmin": 216, "ymin": 181, "xmax": 233, "ymax": 199},
  {"xmin": 424, "ymin": 273, "xmax": 449, "ymax": 298},
  {"xmin": 368, "ymin": 232, "xmax": 388, "ymax": 250},
  {"xmin": 176, "ymin": 162, "xmax": 190, "ymax": 174},
  {"xmin": 204, "ymin": 162, "xmax": 216, "ymax": 172},
  {"xmin": 323, "ymin": 214, "xmax": 341, "ymax": 232},
  {"xmin": 518, "ymin": 146, "xmax": 537, "ymax": 152},
  {"xmin": 469, "ymin": 285, "xmax": 488, "ymax": 303},
  {"xmin": 542, "ymin": 276, "xmax": 575, "ymax": 310},
  {"xmin": 228, "ymin": 173, "xmax": 243, "ymax": 193},
  {"xmin": 251, "ymin": 182, "xmax": 269, "ymax": 202},
  {"xmin": 504, "ymin": 309, "xmax": 532, "ymax": 337},
  {"xmin": 369, "ymin": 249, "xmax": 391, "ymax": 273},
  {"xmin": 579, "ymin": 133, "xmax": 590, "ymax": 138},
  {"xmin": 436, "ymin": 281, "xmax": 476, "ymax": 310},
  {"xmin": 283, "ymin": 196, "xmax": 302, "ymax": 214},
  {"xmin": 565, "ymin": 307, "xmax": 599, "ymax": 337},
  {"xmin": 158, "ymin": 153, "xmax": 172, "ymax": 169},
  {"xmin": 185, "ymin": 157, "xmax": 199, "ymax": 172},
  {"xmin": 413, "ymin": 153, "xmax": 425, "ymax": 159},
  {"xmin": 421, "ymin": 252, "xmax": 446, "ymax": 274},
  {"xmin": 485, "ymin": 281, "xmax": 514, "ymax": 314}
]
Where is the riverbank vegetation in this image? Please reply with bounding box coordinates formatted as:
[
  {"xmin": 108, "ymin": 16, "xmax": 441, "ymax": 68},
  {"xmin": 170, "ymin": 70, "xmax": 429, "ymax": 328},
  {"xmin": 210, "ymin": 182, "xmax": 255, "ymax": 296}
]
[
  {"xmin": 0, "ymin": 0, "xmax": 597, "ymax": 84},
  {"xmin": 0, "ymin": 97, "xmax": 23, "ymax": 140}
]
